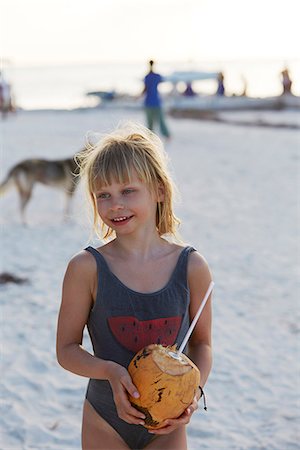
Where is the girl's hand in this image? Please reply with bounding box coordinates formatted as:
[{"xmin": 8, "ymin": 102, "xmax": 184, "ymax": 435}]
[
  {"xmin": 107, "ymin": 362, "xmax": 146, "ymax": 426},
  {"xmin": 148, "ymin": 389, "xmax": 201, "ymax": 436}
]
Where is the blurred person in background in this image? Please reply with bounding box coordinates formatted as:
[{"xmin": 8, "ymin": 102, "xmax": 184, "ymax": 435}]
[
  {"xmin": 281, "ymin": 67, "xmax": 293, "ymax": 95},
  {"xmin": 142, "ymin": 60, "xmax": 170, "ymax": 139},
  {"xmin": 216, "ymin": 72, "xmax": 225, "ymax": 96},
  {"xmin": 183, "ymin": 82, "xmax": 196, "ymax": 97},
  {"xmin": 240, "ymin": 75, "xmax": 248, "ymax": 97},
  {"xmin": 0, "ymin": 72, "xmax": 14, "ymax": 118}
]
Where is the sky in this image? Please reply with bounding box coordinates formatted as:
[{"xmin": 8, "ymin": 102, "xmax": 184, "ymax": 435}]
[{"xmin": 1, "ymin": 0, "xmax": 299, "ymax": 67}]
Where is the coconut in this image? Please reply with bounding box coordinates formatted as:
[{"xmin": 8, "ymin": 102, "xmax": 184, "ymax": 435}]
[{"xmin": 128, "ymin": 344, "xmax": 200, "ymax": 429}]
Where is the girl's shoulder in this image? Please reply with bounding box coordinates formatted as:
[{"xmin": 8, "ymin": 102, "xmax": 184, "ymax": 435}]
[
  {"xmin": 66, "ymin": 249, "xmax": 97, "ymax": 279},
  {"xmin": 187, "ymin": 250, "xmax": 212, "ymax": 280},
  {"xmin": 170, "ymin": 241, "xmax": 209, "ymax": 268},
  {"xmin": 186, "ymin": 250, "xmax": 213, "ymax": 339}
]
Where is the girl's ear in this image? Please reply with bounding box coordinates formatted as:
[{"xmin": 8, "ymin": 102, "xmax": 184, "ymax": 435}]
[{"xmin": 157, "ymin": 183, "xmax": 165, "ymax": 202}]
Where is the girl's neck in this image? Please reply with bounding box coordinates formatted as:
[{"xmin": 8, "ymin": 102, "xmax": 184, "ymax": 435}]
[{"xmin": 110, "ymin": 232, "xmax": 169, "ymax": 260}]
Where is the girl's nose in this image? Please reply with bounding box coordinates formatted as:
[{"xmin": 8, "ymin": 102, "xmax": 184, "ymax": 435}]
[{"xmin": 109, "ymin": 197, "xmax": 124, "ymax": 211}]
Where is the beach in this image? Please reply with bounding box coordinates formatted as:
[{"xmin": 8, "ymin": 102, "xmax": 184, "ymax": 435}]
[{"xmin": 0, "ymin": 107, "xmax": 299, "ymax": 449}]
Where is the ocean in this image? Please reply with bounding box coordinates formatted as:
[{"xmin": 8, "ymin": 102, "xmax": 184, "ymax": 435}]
[{"xmin": 3, "ymin": 59, "xmax": 300, "ymax": 110}]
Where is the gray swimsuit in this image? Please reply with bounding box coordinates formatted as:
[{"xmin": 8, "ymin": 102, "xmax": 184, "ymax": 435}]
[{"xmin": 85, "ymin": 245, "xmax": 195, "ymax": 450}]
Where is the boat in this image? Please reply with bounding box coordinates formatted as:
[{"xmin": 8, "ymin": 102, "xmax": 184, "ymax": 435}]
[
  {"xmin": 164, "ymin": 70, "xmax": 219, "ymax": 83},
  {"xmin": 86, "ymin": 90, "xmax": 117, "ymax": 101},
  {"xmin": 85, "ymin": 89, "xmax": 143, "ymax": 110},
  {"xmin": 168, "ymin": 93, "xmax": 300, "ymax": 115},
  {"xmin": 85, "ymin": 71, "xmax": 300, "ymax": 112},
  {"xmin": 164, "ymin": 71, "xmax": 300, "ymax": 112}
]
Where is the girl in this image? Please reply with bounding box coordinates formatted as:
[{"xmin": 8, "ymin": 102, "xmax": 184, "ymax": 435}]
[{"xmin": 56, "ymin": 123, "xmax": 213, "ymax": 450}]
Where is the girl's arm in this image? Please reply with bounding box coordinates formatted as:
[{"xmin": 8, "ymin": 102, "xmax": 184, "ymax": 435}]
[
  {"xmin": 56, "ymin": 251, "xmax": 146, "ymax": 425},
  {"xmin": 187, "ymin": 251, "xmax": 213, "ymax": 387},
  {"xmin": 56, "ymin": 251, "xmax": 109, "ymax": 378},
  {"xmin": 149, "ymin": 251, "xmax": 213, "ymax": 436}
]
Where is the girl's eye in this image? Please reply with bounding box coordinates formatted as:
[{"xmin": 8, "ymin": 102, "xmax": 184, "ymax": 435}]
[
  {"xmin": 97, "ymin": 192, "xmax": 110, "ymax": 199},
  {"xmin": 123, "ymin": 189, "xmax": 134, "ymax": 195}
]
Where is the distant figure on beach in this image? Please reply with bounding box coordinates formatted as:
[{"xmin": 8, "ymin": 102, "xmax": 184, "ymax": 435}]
[
  {"xmin": 0, "ymin": 71, "xmax": 14, "ymax": 118},
  {"xmin": 142, "ymin": 60, "xmax": 170, "ymax": 138},
  {"xmin": 281, "ymin": 68, "xmax": 293, "ymax": 95},
  {"xmin": 56, "ymin": 123, "xmax": 213, "ymax": 450},
  {"xmin": 240, "ymin": 75, "xmax": 248, "ymax": 97},
  {"xmin": 183, "ymin": 82, "xmax": 196, "ymax": 97},
  {"xmin": 216, "ymin": 72, "xmax": 225, "ymax": 96}
]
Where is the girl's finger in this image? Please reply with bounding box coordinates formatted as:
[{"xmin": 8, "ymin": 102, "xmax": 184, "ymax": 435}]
[
  {"xmin": 127, "ymin": 416, "xmax": 145, "ymax": 426},
  {"xmin": 122, "ymin": 410, "xmax": 145, "ymax": 425},
  {"xmin": 117, "ymin": 389, "xmax": 146, "ymax": 419},
  {"xmin": 128, "ymin": 404, "xmax": 146, "ymax": 419},
  {"xmin": 121, "ymin": 378, "xmax": 140, "ymax": 399}
]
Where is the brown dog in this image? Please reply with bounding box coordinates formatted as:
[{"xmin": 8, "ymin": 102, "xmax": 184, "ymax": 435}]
[{"xmin": 0, "ymin": 156, "xmax": 80, "ymax": 223}]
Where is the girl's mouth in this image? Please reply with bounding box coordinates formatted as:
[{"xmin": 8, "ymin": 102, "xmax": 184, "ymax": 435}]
[{"xmin": 111, "ymin": 215, "xmax": 133, "ymax": 225}]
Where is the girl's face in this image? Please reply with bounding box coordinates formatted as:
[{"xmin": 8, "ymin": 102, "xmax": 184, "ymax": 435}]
[{"xmin": 94, "ymin": 170, "xmax": 163, "ymax": 236}]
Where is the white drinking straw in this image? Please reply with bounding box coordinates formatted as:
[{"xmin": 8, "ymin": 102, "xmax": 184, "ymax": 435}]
[{"xmin": 177, "ymin": 281, "xmax": 214, "ymax": 355}]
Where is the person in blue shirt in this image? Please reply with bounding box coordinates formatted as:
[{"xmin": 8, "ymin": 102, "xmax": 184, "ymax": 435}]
[{"xmin": 142, "ymin": 60, "xmax": 170, "ymax": 138}]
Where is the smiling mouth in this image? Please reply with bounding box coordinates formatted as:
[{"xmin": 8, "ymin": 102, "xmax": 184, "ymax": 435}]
[{"xmin": 111, "ymin": 215, "xmax": 133, "ymax": 223}]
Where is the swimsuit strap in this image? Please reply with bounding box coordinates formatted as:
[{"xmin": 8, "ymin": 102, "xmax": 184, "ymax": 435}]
[
  {"xmin": 172, "ymin": 245, "xmax": 196, "ymax": 287},
  {"xmin": 85, "ymin": 246, "xmax": 107, "ymax": 270}
]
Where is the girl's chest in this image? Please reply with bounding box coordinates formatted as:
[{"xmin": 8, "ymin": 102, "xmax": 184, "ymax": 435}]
[{"xmin": 107, "ymin": 256, "xmax": 179, "ymax": 294}]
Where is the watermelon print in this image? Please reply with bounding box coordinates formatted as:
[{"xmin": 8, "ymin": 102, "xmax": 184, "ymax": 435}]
[{"xmin": 108, "ymin": 316, "xmax": 182, "ymax": 353}]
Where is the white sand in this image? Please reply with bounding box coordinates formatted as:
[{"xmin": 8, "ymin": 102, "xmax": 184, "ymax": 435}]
[{"xmin": 0, "ymin": 108, "xmax": 299, "ymax": 449}]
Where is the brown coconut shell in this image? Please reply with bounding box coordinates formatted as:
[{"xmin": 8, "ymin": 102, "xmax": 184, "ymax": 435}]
[{"xmin": 128, "ymin": 344, "xmax": 200, "ymax": 429}]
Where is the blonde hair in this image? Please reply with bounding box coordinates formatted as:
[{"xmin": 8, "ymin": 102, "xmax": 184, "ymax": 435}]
[{"xmin": 76, "ymin": 123, "xmax": 180, "ymax": 240}]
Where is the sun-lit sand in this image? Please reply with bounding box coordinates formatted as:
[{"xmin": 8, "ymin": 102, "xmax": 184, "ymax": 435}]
[{"xmin": 0, "ymin": 107, "xmax": 299, "ymax": 449}]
